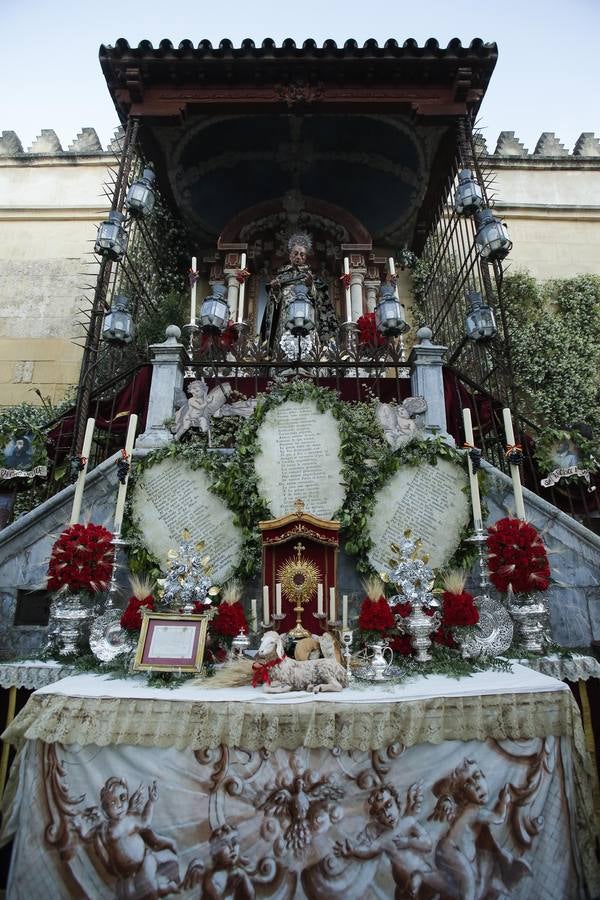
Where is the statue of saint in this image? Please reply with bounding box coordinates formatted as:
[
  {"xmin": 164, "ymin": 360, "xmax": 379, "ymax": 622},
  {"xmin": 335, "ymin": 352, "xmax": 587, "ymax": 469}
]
[{"xmin": 262, "ymin": 233, "xmax": 338, "ymax": 351}]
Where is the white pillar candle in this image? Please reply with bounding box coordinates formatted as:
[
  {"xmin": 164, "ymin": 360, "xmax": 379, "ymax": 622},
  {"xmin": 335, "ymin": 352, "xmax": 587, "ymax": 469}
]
[
  {"xmin": 462, "ymin": 408, "xmax": 483, "ymax": 533},
  {"xmin": 388, "ymin": 256, "xmax": 399, "ymax": 299},
  {"xmin": 113, "ymin": 414, "xmax": 138, "ymax": 534},
  {"xmin": 263, "ymin": 585, "xmax": 270, "ymax": 625},
  {"xmin": 237, "ymin": 252, "xmax": 247, "ymax": 324},
  {"xmin": 251, "ymin": 597, "xmax": 257, "ymax": 633},
  {"xmin": 317, "ymin": 583, "xmax": 324, "ymax": 615},
  {"xmin": 190, "ymin": 256, "xmax": 197, "ymax": 323},
  {"xmin": 329, "ymin": 587, "xmax": 336, "ymax": 622},
  {"xmin": 503, "ymin": 408, "xmax": 526, "ymax": 520},
  {"xmin": 342, "ymin": 595, "xmax": 348, "ymax": 631},
  {"xmin": 275, "ymin": 583, "xmax": 282, "ymax": 616},
  {"xmin": 69, "ymin": 417, "xmax": 95, "ymax": 526},
  {"xmin": 343, "ymin": 257, "xmax": 351, "ymax": 323}
]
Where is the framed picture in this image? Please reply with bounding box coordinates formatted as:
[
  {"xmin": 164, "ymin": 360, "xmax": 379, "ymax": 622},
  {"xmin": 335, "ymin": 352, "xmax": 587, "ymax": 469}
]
[{"xmin": 133, "ymin": 612, "xmax": 209, "ymax": 673}]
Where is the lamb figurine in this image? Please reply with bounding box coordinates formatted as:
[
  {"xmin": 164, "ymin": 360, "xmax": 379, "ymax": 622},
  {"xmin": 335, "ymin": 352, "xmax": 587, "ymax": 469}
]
[{"xmin": 254, "ymin": 631, "xmax": 348, "ymax": 693}]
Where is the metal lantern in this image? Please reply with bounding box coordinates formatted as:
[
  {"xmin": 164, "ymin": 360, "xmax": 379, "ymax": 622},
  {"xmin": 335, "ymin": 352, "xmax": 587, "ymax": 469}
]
[
  {"xmin": 465, "ymin": 291, "xmax": 497, "ymax": 342},
  {"xmin": 474, "ymin": 208, "xmax": 513, "ymax": 261},
  {"xmin": 284, "ymin": 283, "xmax": 316, "ymax": 336},
  {"xmin": 94, "ymin": 210, "xmax": 128, "ymax": 261},
  {"xmin": 125, "ymin": 168, "xmax": 156, "ymax": 218},
  {"xmin": 102, "ymin": 295, "xmax": 135, "ymax": 345},
  {"xmin": 200, "ymin": 284, "xmax": 230, "ymax": 333},
  {"xmin": 454, "ymin": 169, "xmax": 484, "ymax": 215},
  {"xmin": 375, "ymin": 283, "xmax": 409, "ymax": 336}
]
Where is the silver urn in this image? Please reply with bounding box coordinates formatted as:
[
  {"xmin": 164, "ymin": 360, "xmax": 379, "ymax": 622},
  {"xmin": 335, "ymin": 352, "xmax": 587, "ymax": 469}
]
[{"xmin": 47, "ymin": 591, "xmax": 95, "ymax": 656}]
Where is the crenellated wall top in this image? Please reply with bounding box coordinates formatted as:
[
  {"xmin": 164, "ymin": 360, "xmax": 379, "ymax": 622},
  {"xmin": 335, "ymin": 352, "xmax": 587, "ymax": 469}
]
[{"xmin": 0, "ymin": 126, "xmax": 599, "ymax": 160}]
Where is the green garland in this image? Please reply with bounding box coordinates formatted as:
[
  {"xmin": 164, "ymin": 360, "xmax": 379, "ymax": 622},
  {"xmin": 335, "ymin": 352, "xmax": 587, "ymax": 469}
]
[{"xmin": 124, "ymin": 381, "xmax": 482, "ymax": 584}]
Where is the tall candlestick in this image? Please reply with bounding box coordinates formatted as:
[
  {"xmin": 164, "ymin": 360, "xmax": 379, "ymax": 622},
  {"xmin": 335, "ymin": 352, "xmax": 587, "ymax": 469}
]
[
  {"xmin": 113, "ymin": 414, "xmax": 138, "ymax": 533},
  {"xmin": 237, "ymin": 252, "xmax": 247, "ymax": 324},
  {"xmin": 275, "ymin": 583, "xmax": 282, "ymax": 616},
  {"xmin": 263, "ymin": 585, "xmax": 270, "ymax": 625},
  {"xmin": 317, "ymin": 583, "xmax": 324, "ymax": 615},
  {"xmin": 329, "ymin": 587, "xmax": 336, "ymax": 622},
  {"xmin": 342, "ymin": 595, "xmax": 348, "ymax": 631},
  {"xmin": 251, "ymin": 597, "xmax": 258, "ymax": 633},
  {"xmin": 462, "ymin": 408, "xmax": 483, "ymax": 532},
  {"xmin": 503, "ymin": 408, "xmax": 526, "ymax": 520},
  {"xmin": 343, "ymin": 257, "xmax": 351, "ymax": 323},
  {"xmin": 190, "ymin": 256, "xmax": 197, "ymax": 323},
  {"xmin": 69, "ymin": 417, "xmax": 95, "ymax": 526}
]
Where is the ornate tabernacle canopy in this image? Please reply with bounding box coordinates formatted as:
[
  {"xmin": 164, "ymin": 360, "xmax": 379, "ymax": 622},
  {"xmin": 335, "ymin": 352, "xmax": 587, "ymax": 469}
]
[{"xmin": 99, "ymin": 37, "xmax": 497, "ymax": 254}]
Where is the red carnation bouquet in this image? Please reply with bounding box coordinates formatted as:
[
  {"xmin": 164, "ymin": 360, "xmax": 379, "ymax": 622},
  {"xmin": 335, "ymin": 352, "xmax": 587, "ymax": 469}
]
[
  {"xmin": 120, "ymin": 576, "xmax": 155, "ymax": 633},
  {"xmin": 487, "ymin": 517, "xmax": 550, "ymax": 594},
  {"xmin": 210, "ymin": 580, "xmax": 248, "ymax": 648},
  {"xmin": 47, "ymin": 522, "xmax": 114, "ymax": 594},
  {"xmin": 358, "ymin": 577, "xmax": 396, "ymax": 636},
  {"xmin": 357, "ymin": 312, "xmax": 386, "ymax": 348}
]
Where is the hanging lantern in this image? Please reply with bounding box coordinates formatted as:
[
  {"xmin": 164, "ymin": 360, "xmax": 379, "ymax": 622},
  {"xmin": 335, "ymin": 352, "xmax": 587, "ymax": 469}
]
[
  {"xmin": 474, "ymin": 208, "xmax": 512, "ymax": 261},
  {"xmin": 454, "ymin": 169, "xmax": 484, "ymax": 215},
  {"xmin": 200, "ymin": 284, "xmax": 230, "ymax": 333},
  {"xmin": 465, "ymin": 291, "xmax": 497, "ymax": 342},
  {"xmin": 125, "ymin": 168, "xmax": 156, "ymax": 218},
  {"xmin": 102, "ymin": 295, "xmax": 135, "ymax": 345},
  {"xmin": 94, "ymin": 210, "xmax": 128, "ymax": 261},
  {"xmin": 284, "ymin": 284, "xmax": 316, "ymax": 336},
  {"xmin": 375, "ymin": 283, "xmax": 409, "ymax": 336}
]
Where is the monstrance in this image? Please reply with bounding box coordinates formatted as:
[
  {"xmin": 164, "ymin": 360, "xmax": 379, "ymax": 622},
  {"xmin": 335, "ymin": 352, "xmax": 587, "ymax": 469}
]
[{"xmin": 277, "ymin": 540, "xmax": 320, "ymax": 638}]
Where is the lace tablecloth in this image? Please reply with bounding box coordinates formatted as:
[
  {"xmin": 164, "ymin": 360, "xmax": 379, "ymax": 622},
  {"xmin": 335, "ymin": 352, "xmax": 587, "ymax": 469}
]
[
  {"xmin": 520, "ymin": 653, "xmax": 600, "ymax": 683},
  {"xmin": 0, "ymin": 661, "xmax": 76, "ymax": 691}
]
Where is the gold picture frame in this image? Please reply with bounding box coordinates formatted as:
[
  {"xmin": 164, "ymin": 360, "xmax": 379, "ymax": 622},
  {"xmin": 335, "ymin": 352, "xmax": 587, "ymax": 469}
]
[{"xmin": 132, "ymin": 612, "xmax": 209, "ymax": 673}]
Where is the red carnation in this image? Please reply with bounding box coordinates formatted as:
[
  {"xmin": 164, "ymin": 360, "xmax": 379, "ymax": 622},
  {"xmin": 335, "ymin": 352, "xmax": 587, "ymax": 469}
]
[
  {"xmin": 211, "ymin": 601, "xmax": 248, "ymax": 639},
  {"xmin": 388, "ymin": 635, "xmax": 414, "ymax": 656},
  {"xmin": 120, "ymin": 595, "xmax": 155, "ymax": 632},
  {"xmin": 442, "ymin": 590, "xmax": 479, "ymax": 628},
  {"xmin": 47, "ymin": 523, "xmax": 114, "ymax": 593},
  {"xmin": 487, "ymin": 517, "xmax": 551, "ymax": 594},
  {"xmin": 357, "ymin": 312, "xmax": 386, "ymax": 348},
  {"xmin": 358, "ymin": 596, "xmax": 395, "ymax": 632}
]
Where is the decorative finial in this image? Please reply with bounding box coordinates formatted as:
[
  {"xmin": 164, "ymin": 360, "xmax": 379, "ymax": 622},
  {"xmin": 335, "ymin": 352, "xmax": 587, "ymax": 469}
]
[{"xmin": 294, "ymin": 498, "xmax": 305, "ymax": 516}]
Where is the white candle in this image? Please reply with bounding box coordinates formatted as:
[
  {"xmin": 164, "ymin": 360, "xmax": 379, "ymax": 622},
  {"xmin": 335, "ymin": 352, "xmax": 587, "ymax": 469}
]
[
  {"xmin": 263, "ymin": 585, "xmax": 270, "ymax": 625},
  {"xmin": 190, "ymin": 256, "xmax": 197, "ymax": 323},
  {"xmin": 251, "ymin": 597, "xmax": 258, "ymax": 633},
  {"xmin": 329, "ymin": 587, "xmax": 336, "ymax": 623},
  {"xmin": 113, "ymin": 414, "xmax": 138, "ymax": 533},
  {"xmin": 275, "ymin": 583, "xmax": 282, "ymax": 616},
  {"xmin": 237, "ymin": 252, "xmax": 247, "ymax": 324},
  {"xmin": 342, "ymin": 595, "xmax": 348, "ymax": 631},
  {"xmin": 69, "ymin": 417, "xmax": 95, "ymax": 526},
  {"xmin": 343, "ymin": 257, "xmax": 351, "ymax": 323},
  {"xmin": 388, "ymin": 256, "xmax": 399, "ymax": 299},
  {"xmin": 317, "ymin": 583, "xmax": 324, "ymax": 615},
  {"xmin": 462, "ymin": 408, "xmax": 483, "ymax": 533},
  {"xmin": 503, "ymin": 408, "xmax": 526, "ymax": 520}
]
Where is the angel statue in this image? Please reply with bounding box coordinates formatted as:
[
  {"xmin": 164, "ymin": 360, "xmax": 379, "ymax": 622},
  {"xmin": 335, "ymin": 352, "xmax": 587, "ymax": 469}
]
[
  {"xmin": 261, "ymin": 233, "xmax": 338, "ymax": 353},
  {"xmin": 428, "ymin": 757, "xmax": 531, "ymax": 900},
  {"xmin": 376, "ymin": 396, "xmax": 428, "ymax": 450},
  {"xmin": 74, "ymin": 776, "xmax": 180, "ymax": 898}
]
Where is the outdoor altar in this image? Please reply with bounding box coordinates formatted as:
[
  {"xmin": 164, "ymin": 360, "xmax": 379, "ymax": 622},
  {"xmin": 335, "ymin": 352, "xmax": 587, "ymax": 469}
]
[{"xmin": 2, "ymin": 664, "xmax": 598, "ymax": 900}]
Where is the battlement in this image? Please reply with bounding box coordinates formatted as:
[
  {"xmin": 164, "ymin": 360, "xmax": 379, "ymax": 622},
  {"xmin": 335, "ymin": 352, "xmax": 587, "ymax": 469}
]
[{"xmin": 1, "ymin": 126, "xmax": 599, "ymax": 160}]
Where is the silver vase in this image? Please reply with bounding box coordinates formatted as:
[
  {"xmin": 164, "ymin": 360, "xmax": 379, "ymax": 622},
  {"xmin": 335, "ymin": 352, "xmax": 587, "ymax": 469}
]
[
  {"xmin": 47, "ymin": 591, "xmax": 95, "ymax": 656},
  {"xmin": 509, "ymin": 593, "xmax": 549, "ymax": 654},
  {"xmin": 399, "ymin": 603, "xmax": 441, "ymax": 663}
]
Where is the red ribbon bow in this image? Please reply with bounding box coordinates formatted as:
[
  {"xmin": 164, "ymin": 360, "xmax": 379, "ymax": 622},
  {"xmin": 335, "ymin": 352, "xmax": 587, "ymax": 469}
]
[{"xmin": 252, "ymin": 657, "xmax": 283, "ymax": 688}]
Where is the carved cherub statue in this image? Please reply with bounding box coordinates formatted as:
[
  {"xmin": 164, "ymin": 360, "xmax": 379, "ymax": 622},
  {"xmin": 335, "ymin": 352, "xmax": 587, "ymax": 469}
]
[
  {"xmin": 376, "ymin": 397, "xmax": 428, "ymax": 450},
  {"xmin": 429, "ymin": 757, "xmax": 531, "ymax": 900},
  {"xmin": 76, "ymin": 777, "xmax": 179, "ymax": 898},
  {"xmin": 172, "ymin": 379, "xmax": 231, "ymax": 440}
]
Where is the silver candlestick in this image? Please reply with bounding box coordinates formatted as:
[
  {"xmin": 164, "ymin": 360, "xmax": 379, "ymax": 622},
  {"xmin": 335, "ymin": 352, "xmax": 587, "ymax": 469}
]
[
  {"xmin": 341, "ymin": 630, "xmax": 354, "ymax": 682},
  {"xmin": 183, "ymin": 321, "xmax": 199, "ymax": 379},
  {"xmin": 467, "ymin": 529, "xmax": 492, "ymax": 601},
  {"xmin": 89, "ymin": 533, "xmax": 132, "ymax": 662}
]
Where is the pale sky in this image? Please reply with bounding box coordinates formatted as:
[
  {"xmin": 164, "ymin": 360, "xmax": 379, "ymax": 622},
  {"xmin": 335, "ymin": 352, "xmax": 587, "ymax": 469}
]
[{"xmin": 1, "ymin": 0, "xmax": 598, "ymax": 154}]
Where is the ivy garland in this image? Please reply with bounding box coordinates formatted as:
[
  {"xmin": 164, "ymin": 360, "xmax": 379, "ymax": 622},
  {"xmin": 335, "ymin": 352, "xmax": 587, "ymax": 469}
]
[
  {"xmin": 532, "ymin": 426, "xmax": 598, "ymax": 484},
  {"xmin": 124, "ymin": 381, "xmax": 482, "ymax": 586}
]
